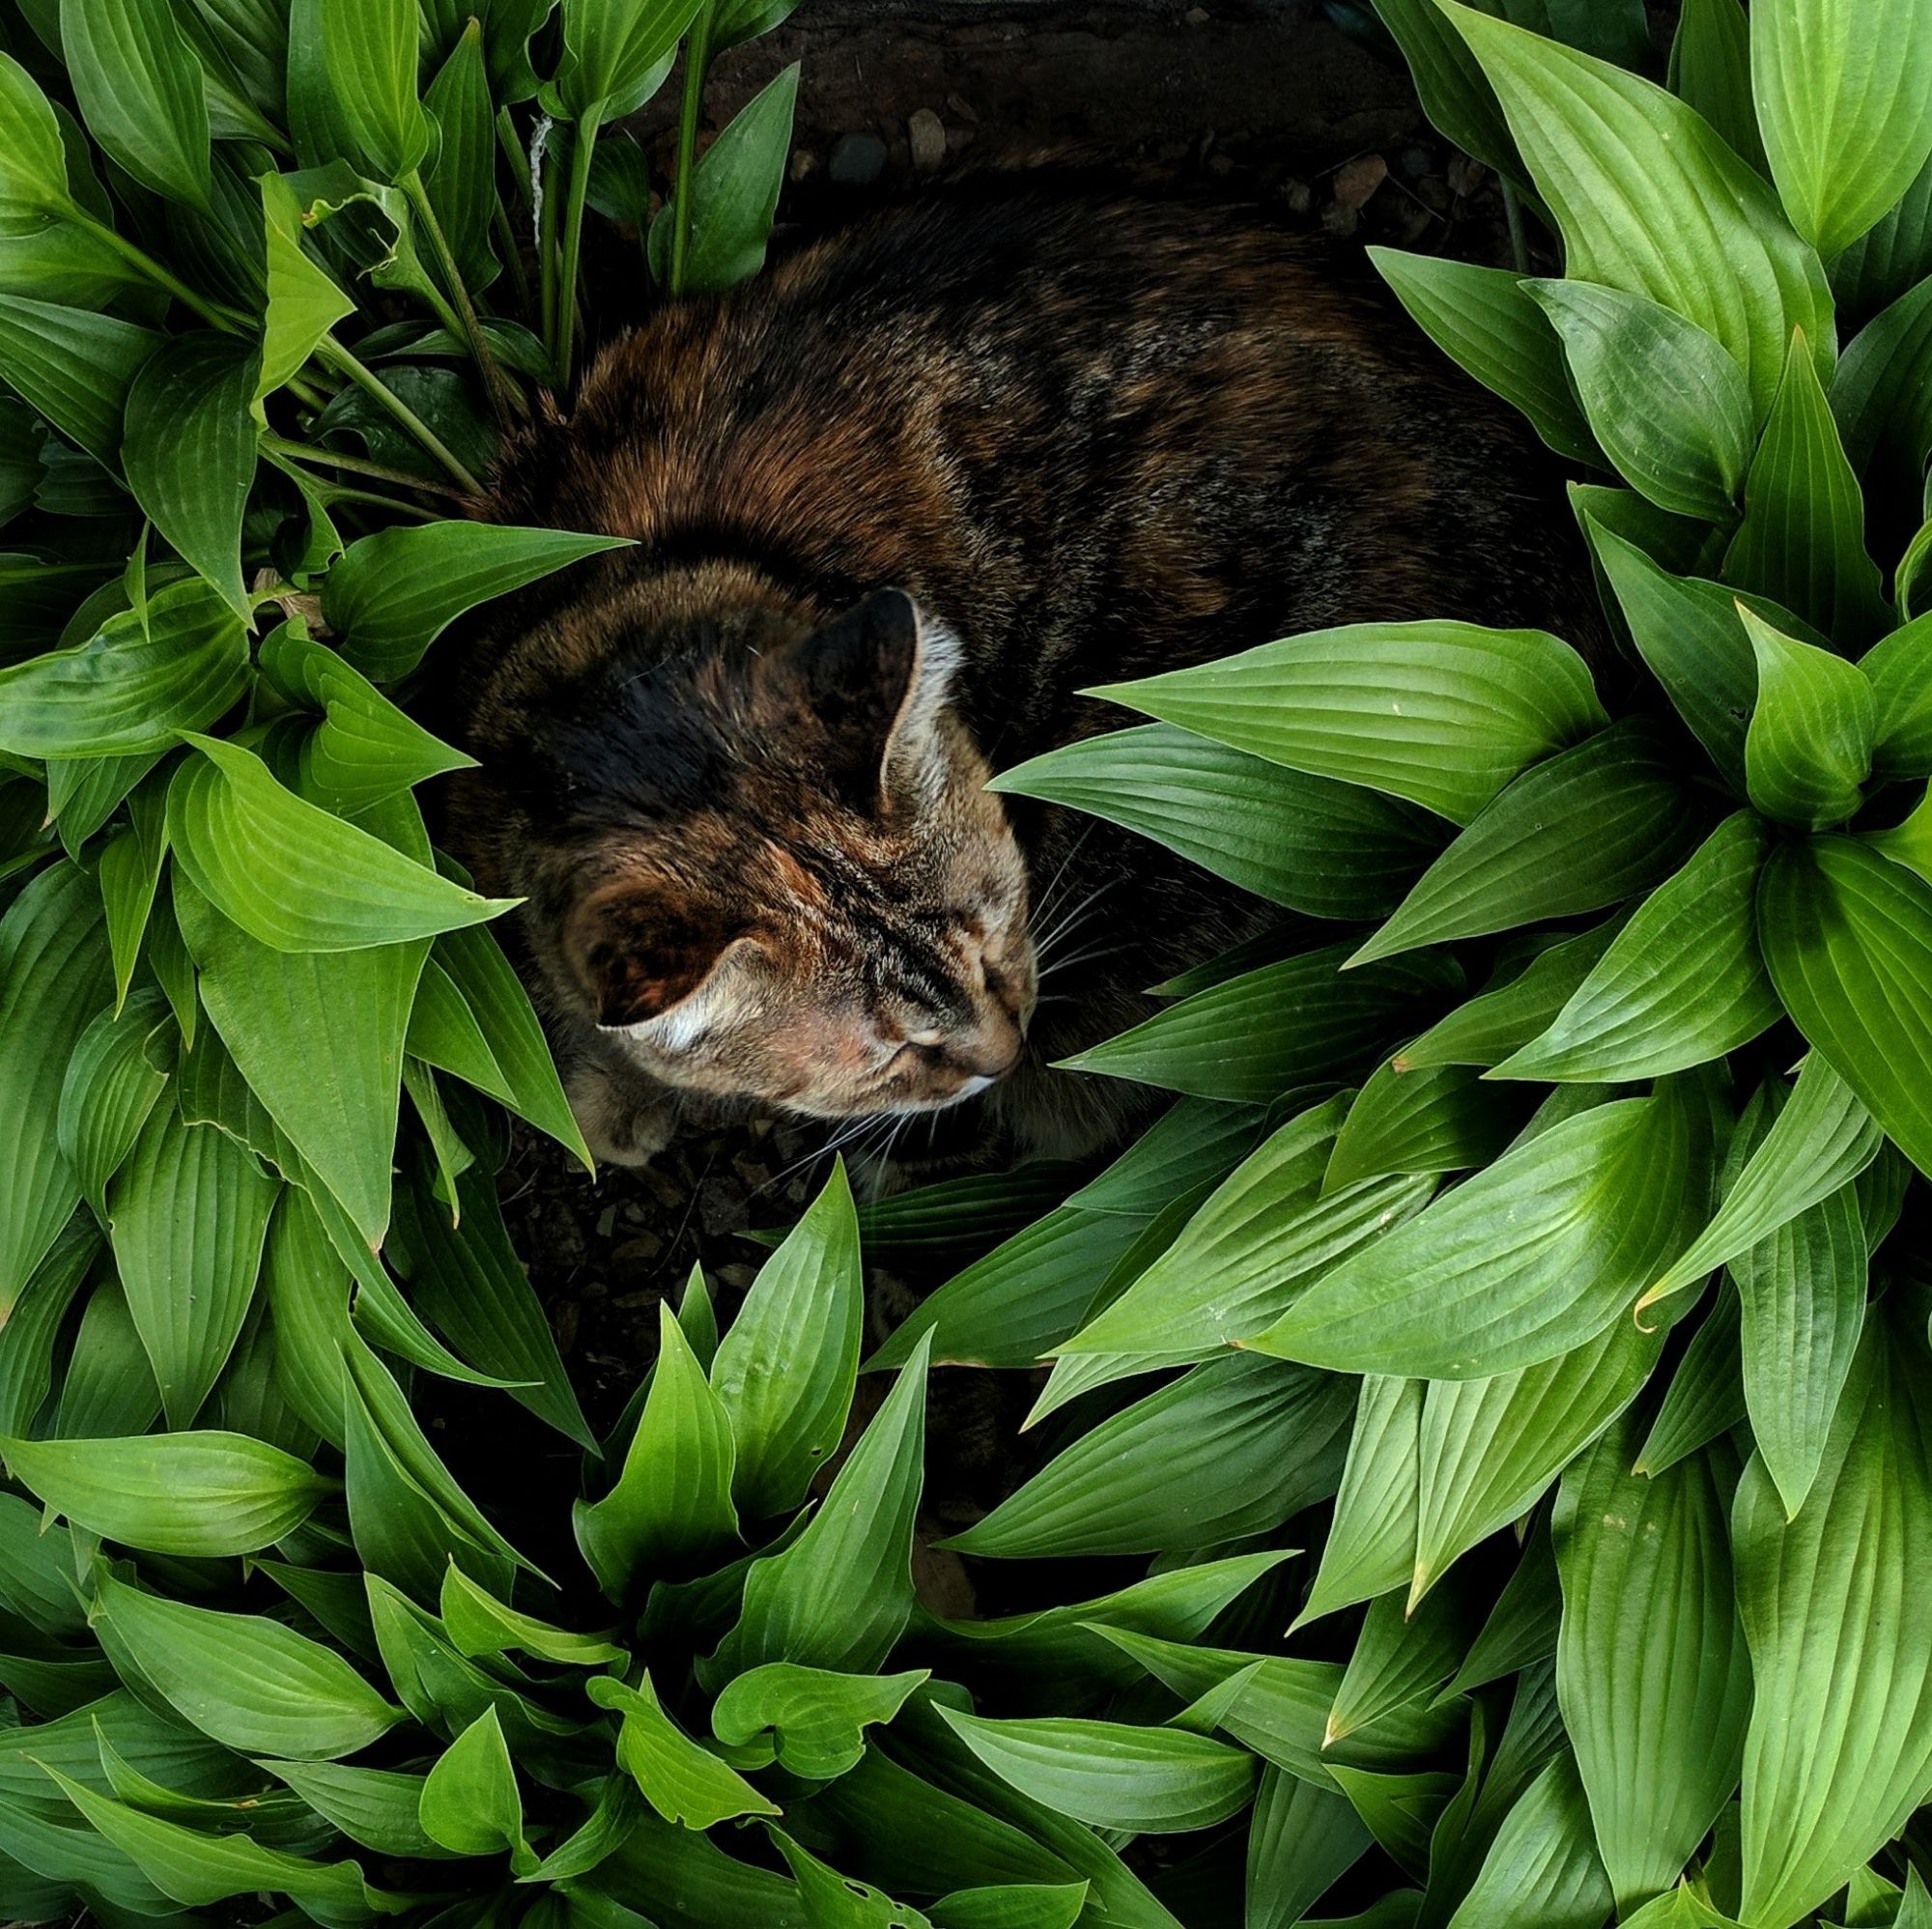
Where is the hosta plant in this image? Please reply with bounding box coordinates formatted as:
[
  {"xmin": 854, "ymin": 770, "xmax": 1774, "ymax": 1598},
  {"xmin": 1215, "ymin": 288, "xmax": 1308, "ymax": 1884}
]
[{"xmin": 6, "ymin": 0, "xmax": 1932, "ymax": 1928}]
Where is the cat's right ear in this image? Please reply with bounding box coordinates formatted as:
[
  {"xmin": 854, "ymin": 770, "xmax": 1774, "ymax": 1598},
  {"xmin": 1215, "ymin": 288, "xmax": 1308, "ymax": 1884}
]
[{"xmin": 564, "ymin": 884, "xmax": 749, "ymax": 1034}]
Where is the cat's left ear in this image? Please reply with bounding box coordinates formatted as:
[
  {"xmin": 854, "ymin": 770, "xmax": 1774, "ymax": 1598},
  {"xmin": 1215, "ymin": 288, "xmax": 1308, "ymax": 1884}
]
[{"xmin": 779, "ymin": 586, "xmax": 963, "ymax": 808}]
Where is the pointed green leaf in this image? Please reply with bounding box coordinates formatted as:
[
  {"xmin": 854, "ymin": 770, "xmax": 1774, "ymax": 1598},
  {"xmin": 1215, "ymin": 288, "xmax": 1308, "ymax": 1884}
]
[
  {"xmin": 1669, "ymin": 0, "xmax": 1765, "ymax": 171},
  {"xmin": 1369, "ymin": 248, "xmax": 1598, "ymax": 466},
  {"xmin": 990, "ymin": 722, "xmax": 1439, "ymax": 921},
  {"xmin": 590, "ymin": 1674, "xmax": 779, "ymax": 1830},
  {"xmin": 1553, "ymin": 1424, "xmax": 1749, "ymax": 1909},
  {"xmin": 438, "ymin": 1564, "xmax": 626, "ymax": 1668},
  {"xmin": 0, "ymin": 1429, "xmax": 328, "ymax": 1555},
  {"xmin": 711, "ymin": 1665, "xmax": 927, "ymax": 1780},
  {"xmin": 1092, "ymin": 619, "xmax": 1604, "ymax": 826},
  {"xmin": 56, "ymin": 992, "xmax": 172, "ymax": 1218},
  {"xmin": 935, "ymin": 1707, "xmax": 1255, "ymax": 1836},
  {"xmin": 1442, "ymin": 1753, "xmax": 1611, "ymax": 1929},
  {"xmin": 1527, "ymin": 279, "xmax": 1750, "ymax": 521},
  {"xmin": 1444, "ymin": 1, "xmax": 1833, "ymax": 416},
  {"xmin": 711, "ymin": 1160, "xmax": 863, "ymax": 1519},
  {"xmin": 1634, "ymin": 1282, "xmax": 1747, "ymax": 1478},
  {"xmin": 1735, "ymin": 1317, "xmax": 1932, "ymax": 1927},
  {"xmin": 0, "ymin": 580, "xmax": 247, "ymax": 757},
  {"xmin": 418, "ymin": 1707, "xmax": 531, "ymax": 1862},
  {"xmin": 59, "ymin": 0, "xmax": 211, "ymax": 208},
  {"xmin": 1493, "ymin": 812, "xmax": 1780, "ymax": 1081},
  {"xmin": 575, "ymin": 1299, "xmax": 737, "ymax": 1599},
  {"xmin": 1752, "ymin": 0, "xmax": 1932, "ymax": 258},
  {"xmin": 1350, "ymin": 721, "xmax": 1694, "ymax": 967},
  {"xmin": 1296, "ymin": 1376, "xmax": 1421, "ymax": 1629},
  {"xmin": 1254, "ymin": 1086, "xmax": 1699, "ymax": 1379},
  {"xmin": 1741, "ymin": 606, "xmax": 1875, "ymax": 828},
  {"xmin": 321, "ymin": 523, "xmax": 632, "ymax": 682},
  {"xmin": 1325, "ymin": 1061, "xmax": 1521, "ymax": 1190},
  {"xmin": 0, "ymin": 294, "xmax": 160, "ymax": 470}
]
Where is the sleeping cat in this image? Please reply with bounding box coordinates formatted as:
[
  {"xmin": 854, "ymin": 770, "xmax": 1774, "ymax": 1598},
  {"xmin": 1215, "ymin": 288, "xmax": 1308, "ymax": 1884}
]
[{"xmin": 445, "ymin": 177, "xmax": 1599, "ymax": 1172}]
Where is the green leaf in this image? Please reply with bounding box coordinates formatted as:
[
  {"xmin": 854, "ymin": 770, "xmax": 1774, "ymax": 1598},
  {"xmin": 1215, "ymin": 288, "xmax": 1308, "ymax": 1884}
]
[
  {"xmin": 1444, "ymin": 1521, "xmax": 1561, "ymax": 1698},
  {"xmin": 90, "ymin": 1569, "xmax": 400, "ymax": 1760},
  {"xmin": 1324, "ymin": 1062, "xmax": 1522, "ymax": 1191},
  {"xmin": 262, "ymin": 1759, "xmax": 442, "ymax": 1860},
  {"xmin": 928, "ymin": 1883, "xmax": 1089, "ymax": 1929},
  {"xmin": 0, "ymin": 1218, "xmax": 98, "ymax": 1436},
  {"xmin": 648, "ymin": 64, "xmax": 799, "ymax": 294},
  {"xmin": 1645, "ymin": 1053, "xmax": 1880, "ymax": 1312},
  {"xmin": 769, "ymin": 1830, "xmax": 928, "ymax": 1928},
  {"xmin": 1618, "ymin": 1888, "xmax": 1742, "ymax": 1929},
  {"xmin": 1296, "ymin": 1376, "xmax": 1421, "ymax": 1629},
  {"xmin": 1861, "ymin": 611, "xmax": 1932, "ymax": 777},
  {"xmin": 108, "ymin": 1102, "xmax": 278, "ymax": 1427},
  {"xmin": 37, "ymin": 1763, "xmax": 374, "ymax": 1915},
  {"xmin": 422, "ymin": 22, "xmax": 499, "ymax": 293},
  {"xmin": 1757, "ymin": 840, "xmax": 1932, "ymax": 1179},
  {"xmin": 1350, "ymin": 720, "xmax": 1695, "ymax": 966},
  {"xmin": 175, "ymin": 874, "xmax": 423, "ymax": 1250},
  {"xmin": 0, "ymin": 52, "xmax": 73, "ymax": 233},
  {"xmin": 575, "ymin": 1298, "xmax": 738, "ymax": 1599},
  {"xmin": 1634, "ymin": 1282, "xmax": 1747, "ymax": 1478},
  {"xmin": 711, "ymin": 1160, "xmax": 863, "ymax": 1520},
  {"xmin": 1245, "ymin": 1769, "xmax": 1370, "ymax": 1929},
  {"xmin": 1059, "ymin": 1096, "xmax": 1435, "ymax": 1358},
  {"xmin": 438, "ymin": 1563, "xmax": 624, "ymax": 1668},
  {"xmin": 1413, "ymin": 1311, "xmax": 1665, "ymax": 1605},
  {"xmin": 1443, "ymin": 1753, "xmax": 1611, "ymax": 1929},
  {"xmin": 258, "ymin": 172, "xmax": 355, "ymax": 398},
  {"xmin": 0, "ymin": 294, "xmax": 159, "ymax": 471},
  {"xmin": 1394, "ymin": 921, "xmax": 1623, "ymax": 1073},
  {"xmin": 1492, "ymin": 812, "xmax": 1780, "ymax": 1080},
  {"xmin": 0, "ymin": 1429, "xmax": 328, "ymax": 1554},
  {"xmin": 0, "ymin": 862, "xmax": 112, "ymax": 1314},
  {"xmin": 1443, "ymin": 1, "xmax": 1834, "ymax": 416},
  {"xmin": 1552, "ymin": 1424, "xmax": 1749, "ymax": 1910},
  {"xmin": 296, "ymin": 0, "xmax": 430, "ymax": 177},
  {"xmin": 1831, "ymin": 272, "xmax": 1932, "ymax": 505},
  {"xmin": 320, "ymin": 520, "xmax": 630, "ymax": 683},
  {"xmin": 1669, "ymin": 0, "xmax": 1765, "ymax": 172},
  {"xmin": 121, "ymin": 336, "xmax": 259, "ymax": 620},
  {"xmin": 707, "ymin": 1332, "xmax": 930, "ymax": 1681},
  {"xmin": 1752, "ymin": 0, "xmax": 1932, "ymax": 258},
  {"xmin": 1368, "ymin": 0, "xmax": 1517, "ymax": 178},
  {"xmin": 1735, "ymin": 1316, "xmax": 1932, "ymax": 1926},
  {"xmin": 1527, "ymin": 280, "xmax": 1750, "ymax": 521},
  {"xmin": 1735, "ymin": 1180, "xmax": 1867, "ymax": 1519},
  {"xmin": 418, "ymin": 1707, "xmax": 531, "ymax": 1862},
  {"xmin": 0, "ymin": 581, "xmax": 248, "ymax": 758},
  {"xmin": 590, "ymin": 1674, "xmax": 779, "ymax": 1830},
  {"xmin": 1369, "ymin": 249, "xmax": 1598, "ymax": 467},
  {"xmin": 552, "ymin": 0, "xmax": 702, "ymax": 120},
  {"xmin": 711, "ymin": 1664, "xmax": 926, "ymax": 1780},
  {"xmin": 58, "ymin": 0, "xmax": 209, "ymax": 208},
  {"xmin": 1092, "ymin": 620, "xmax": 1605, "ymax": 826},
  {"xmin": 56, "ymin": 992, "xmax": 171, "ymax": 1218},
  {"xmin": 990, "ymin": 723, "xmax": 1439, "ymax": 921},
  {"xmin": 1726, "ymin": 331, "xmax": 1889, "ymax": 646},
  {"xmin": 935, "ymin": 1707, "xmax": 1256, "ymax": 1835},
  {"xmin": 168, "ymin": 736, "xmax": 514, "ymax": 951},
  {"xmin": 944, "ymin": 1353, "xmax": 1351, "ymax": 1559},
  {"xmin": 1328, "ymin": 1587, "xmax": 1474, "ymax": 1745},
  {"xmin": 1062, "ymin": 941, "xmax": 1456, "ymax": 1103},
  {"xmin": 1251, "ymin": 1085, "xmax": 1698, "ymax": 1378}
]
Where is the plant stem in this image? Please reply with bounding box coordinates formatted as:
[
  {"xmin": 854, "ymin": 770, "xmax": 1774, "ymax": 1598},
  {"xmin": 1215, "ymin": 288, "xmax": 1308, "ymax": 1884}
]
[
  {"xmin": 402, "ymin": 168, "xmax": 516, "ymax": 426},
  {"xmin": 538, "ymin": 128, "xmax": 561, "ymax": 378},
  {"xmin": 311, "ymin": 337, "xmax": 486, "ymax": 495},
  {"xmin": 261, "ymin": 434, "xmax": 469, "ymax": 497},
  {"xmin": 1501, "ymin": 180, "xmax": 1529, "ymax": 276},
  {"xmin": 69, "ymin": 209, "xmax": 247, "ymax": 332},
  {"xmin": 551, "ymin": 105, "xmax": 604, "ymax": 389},
  {"xmin": 493, "ymin": 200, "xmax": 532, "ymax": 313},
  {"xmin": 313, "ymin": 482, "xmax": 439, "ymax": 521},
  {"xmin": 668, "ymin": 3, "xmax": 718, "ymax": 297}
]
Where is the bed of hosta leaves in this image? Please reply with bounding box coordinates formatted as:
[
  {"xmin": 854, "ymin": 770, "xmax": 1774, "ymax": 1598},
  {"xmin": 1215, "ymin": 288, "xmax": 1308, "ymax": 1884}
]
[{"xmin": 6, "ymin": 0, "xmax": 1932, "ymax": 1927}]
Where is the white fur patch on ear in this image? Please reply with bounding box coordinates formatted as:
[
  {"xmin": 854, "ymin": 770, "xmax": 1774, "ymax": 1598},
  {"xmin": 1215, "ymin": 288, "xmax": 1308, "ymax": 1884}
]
[
  {"xmin": 614, "ymin": 936, "xmax": 758, "ymax": 1053},
  {"xmin": 886, "ymin": 607, "xmax": 966, "ymax": 796}
]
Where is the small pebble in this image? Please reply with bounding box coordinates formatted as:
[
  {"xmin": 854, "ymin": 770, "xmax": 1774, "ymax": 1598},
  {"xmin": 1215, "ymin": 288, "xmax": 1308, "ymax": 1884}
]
[
  {"xmin": 908, "ymin": 108, "xmax": 947, "ymax": 174},
  {"xmin": 1184, "ymin": 5, "xmax": 1209, "ymax": 21},
  {"xmin": 1332, "ymin": 153, "xmax": 1388, "ymax": 210},
  {"xmin": 1281, "ymin": 177, "xmax": 1314, "ymax": 216},
  {"xmin": 1447, "ymin": 153, "xmax": 1490, "ymax": 197},
  {"xmin": 1321, "ymin": 203, "xmax": 1361, "ymax": 238},
  {"xmin": 829, "ymin": 131, "xmax": 889, "ymax": 187},
  {"xmin": 595, "ymin": 1205, "xmax": 617, "ymax": 1238}
]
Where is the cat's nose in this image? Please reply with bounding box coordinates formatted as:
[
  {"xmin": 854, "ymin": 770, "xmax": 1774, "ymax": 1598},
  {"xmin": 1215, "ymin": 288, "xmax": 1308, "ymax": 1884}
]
[{"xmin": 948, "ymin": 1010, "xmax": 1024, "ymax": 1082}]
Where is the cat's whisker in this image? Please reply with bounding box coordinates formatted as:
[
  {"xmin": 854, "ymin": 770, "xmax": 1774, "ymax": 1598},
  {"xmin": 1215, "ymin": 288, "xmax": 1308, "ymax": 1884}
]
[
  {"xmin": 1026, "ymin": 824, "xmax": 1098, "ymax": 934},
  {"xmin": 1037, "ymin": 938, "xmax": 1138, "ymax": 981},
  {"xmin": 1032, "ymin": 878, "xmax": 1122, "ymax": 965}
]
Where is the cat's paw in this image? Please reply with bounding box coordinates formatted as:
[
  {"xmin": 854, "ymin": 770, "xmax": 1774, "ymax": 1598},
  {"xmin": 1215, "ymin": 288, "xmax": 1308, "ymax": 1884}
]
[{"xmin": 566, "ymin": 1062, "xmax": 675, "ymax": 1170}]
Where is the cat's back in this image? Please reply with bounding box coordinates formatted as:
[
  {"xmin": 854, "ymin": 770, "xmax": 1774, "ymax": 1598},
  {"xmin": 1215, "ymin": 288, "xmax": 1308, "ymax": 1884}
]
[{"xmin": 482, "ymin": 180, "xmax": 1596, "ymax": 748}]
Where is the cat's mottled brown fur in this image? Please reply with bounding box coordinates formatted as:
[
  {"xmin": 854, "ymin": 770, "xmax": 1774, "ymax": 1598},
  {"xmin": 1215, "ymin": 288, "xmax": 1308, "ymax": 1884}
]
[{"xmin": 445, "ymin": 178, "xmax": 1601, "ymax": 1171}]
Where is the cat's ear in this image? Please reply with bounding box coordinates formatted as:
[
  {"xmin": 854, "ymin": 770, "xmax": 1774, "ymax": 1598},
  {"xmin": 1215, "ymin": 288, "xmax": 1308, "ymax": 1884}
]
[
  {"xmin": 777, "ymin": 586, "xmax": 962, "ymax": 807},
  {"xmin": 565, "ymin": 885, "xmax": 750, "ymax": 1033}
]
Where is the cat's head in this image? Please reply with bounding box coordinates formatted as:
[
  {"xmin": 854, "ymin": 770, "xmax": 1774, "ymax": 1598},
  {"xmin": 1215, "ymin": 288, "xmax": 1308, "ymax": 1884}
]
[{"xmin": 512, "ymin": 586, "xmax": 1036, "ymax": 1120}]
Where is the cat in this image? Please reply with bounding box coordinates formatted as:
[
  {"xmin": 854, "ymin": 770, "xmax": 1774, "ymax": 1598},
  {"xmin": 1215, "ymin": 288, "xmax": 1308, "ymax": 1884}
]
[{"xmin": 443, "ymin": 176, "xmax": 1602, "ymax": 1174}]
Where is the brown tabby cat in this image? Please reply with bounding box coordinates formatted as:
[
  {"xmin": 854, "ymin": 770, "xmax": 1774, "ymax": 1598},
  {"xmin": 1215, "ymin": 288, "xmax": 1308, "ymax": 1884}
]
[{"xmin": 446, "ymin": 177, "xmax": 1599, "ymax": 1172}]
